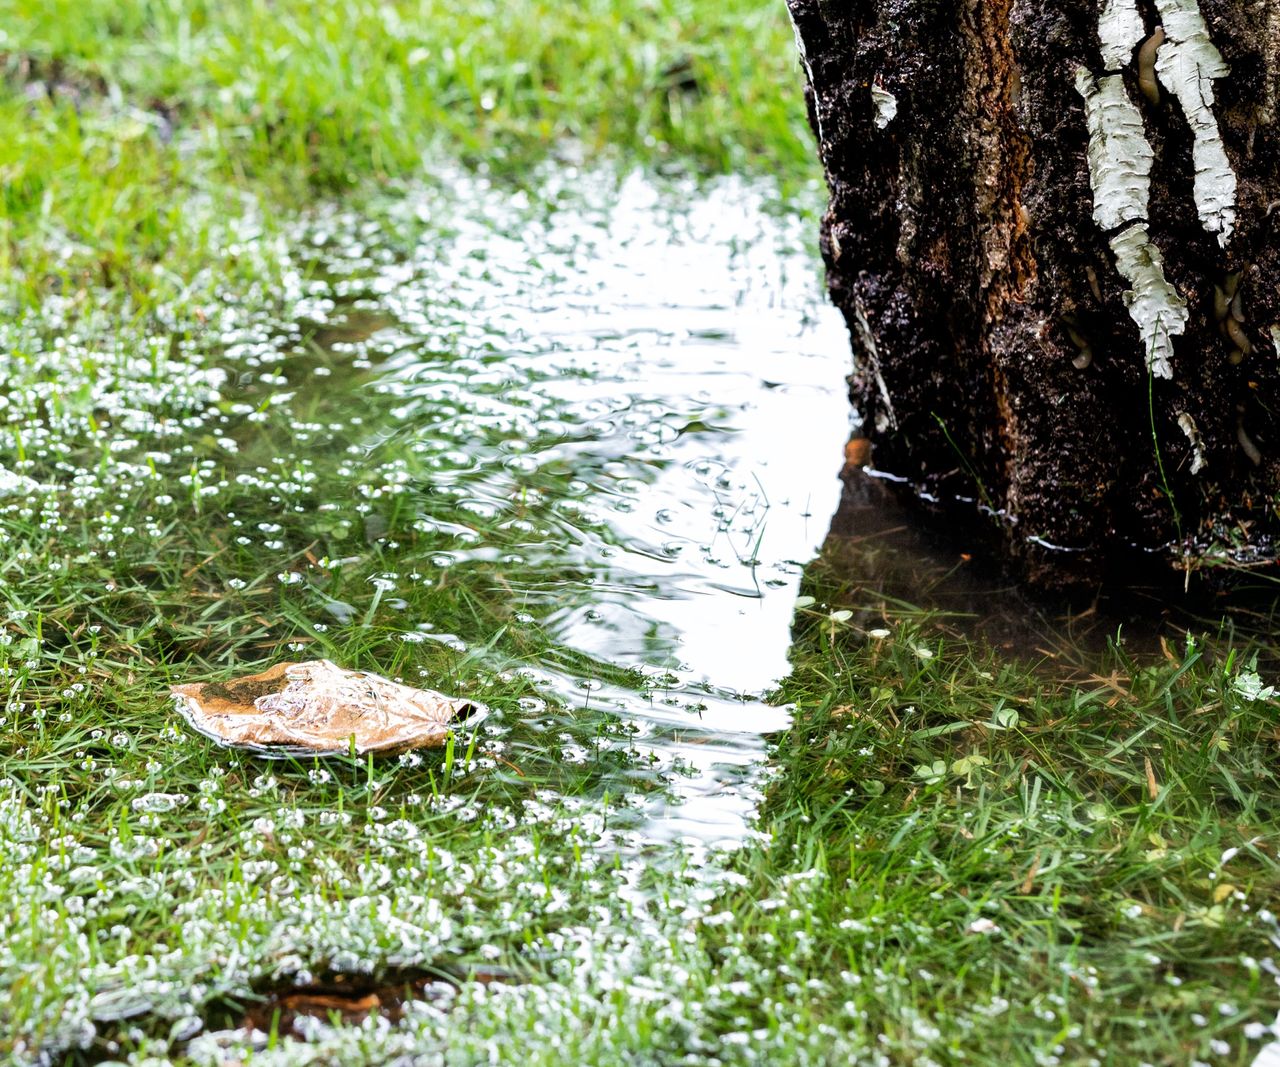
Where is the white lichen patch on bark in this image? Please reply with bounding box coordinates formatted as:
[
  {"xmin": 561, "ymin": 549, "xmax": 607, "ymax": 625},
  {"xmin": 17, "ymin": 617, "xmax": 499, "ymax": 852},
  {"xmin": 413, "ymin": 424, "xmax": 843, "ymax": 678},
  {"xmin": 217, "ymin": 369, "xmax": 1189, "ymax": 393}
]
[
  {"xmin": 1176, "ymin": 411, "xmax": 1208, "ymax": 473},
  {"xmin": 1098, "ymin": 0, "xmax": 1146, "ymax": 71},
  {"xmin": 1109, "ymin": 224, "xmax": 1189, "ymax": 378},
  {"xmin": 871, "ymin": 85, "xmax": 898, "ymax": 130},
  {"xmin": 1152, "ymin": 0, "xmax": 1237, "ymax": 244},
  {"xmin": 1076, "ymin": 69, "xmax": 1154, "ymax": 231}
]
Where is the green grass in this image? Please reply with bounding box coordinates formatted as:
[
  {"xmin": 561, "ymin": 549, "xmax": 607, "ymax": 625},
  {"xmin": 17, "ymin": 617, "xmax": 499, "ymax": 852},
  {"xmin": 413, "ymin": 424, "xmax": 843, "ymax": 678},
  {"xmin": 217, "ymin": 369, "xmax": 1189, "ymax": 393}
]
[
  {"xmin": 741, "ymin": 579, "xmax": 1280, "ymax": 1063},
  {"xmin": 1, "ymin": 0, "xmax": 815, "ymax": 293},
  {"xmin": 9, "ymin": 0, "xmax": 809, "ymax": 172},
  {"xmin": 3, "ymin": 3, "xmax": 1280, "ymax": 1065}
]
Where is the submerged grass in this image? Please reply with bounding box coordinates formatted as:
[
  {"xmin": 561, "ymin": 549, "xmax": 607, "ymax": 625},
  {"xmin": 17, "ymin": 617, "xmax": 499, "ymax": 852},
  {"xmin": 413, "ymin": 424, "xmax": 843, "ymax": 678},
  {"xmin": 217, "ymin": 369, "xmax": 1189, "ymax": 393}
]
[{"xmin": 3, "ymin": 4, "xmax": 1280, "ymax": 1066}]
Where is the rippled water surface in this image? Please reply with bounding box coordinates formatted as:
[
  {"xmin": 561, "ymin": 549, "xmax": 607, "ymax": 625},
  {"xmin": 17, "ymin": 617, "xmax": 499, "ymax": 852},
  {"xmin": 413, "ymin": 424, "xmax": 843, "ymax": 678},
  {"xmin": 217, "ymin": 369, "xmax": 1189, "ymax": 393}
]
[{"xmin": 280, "ymin": 170, "xmax": 851, "ymax": 842}]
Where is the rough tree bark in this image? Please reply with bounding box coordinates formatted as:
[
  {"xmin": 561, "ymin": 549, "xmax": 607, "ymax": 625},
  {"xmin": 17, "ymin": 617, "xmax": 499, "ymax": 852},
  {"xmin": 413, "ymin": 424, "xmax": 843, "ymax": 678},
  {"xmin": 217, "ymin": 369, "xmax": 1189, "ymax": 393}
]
[{"xmin": 787, "ymin": 0, "xmax": 1280, "ymax": 588}]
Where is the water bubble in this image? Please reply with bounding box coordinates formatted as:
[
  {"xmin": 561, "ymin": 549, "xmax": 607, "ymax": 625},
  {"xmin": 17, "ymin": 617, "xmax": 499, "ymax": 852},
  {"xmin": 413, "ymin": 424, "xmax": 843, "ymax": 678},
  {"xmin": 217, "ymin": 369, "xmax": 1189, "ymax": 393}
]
[{"xmin": 505, "ymin": 454, "xmax": 539, "ymax": 474}]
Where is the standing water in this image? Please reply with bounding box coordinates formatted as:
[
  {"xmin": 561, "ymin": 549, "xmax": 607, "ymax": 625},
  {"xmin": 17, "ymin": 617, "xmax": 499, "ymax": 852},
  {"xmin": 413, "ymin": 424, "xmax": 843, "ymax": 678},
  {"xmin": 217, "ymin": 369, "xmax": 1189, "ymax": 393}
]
[{"xmin": 284, "ymin": 169, "xmax": 851, "ymax": 844}]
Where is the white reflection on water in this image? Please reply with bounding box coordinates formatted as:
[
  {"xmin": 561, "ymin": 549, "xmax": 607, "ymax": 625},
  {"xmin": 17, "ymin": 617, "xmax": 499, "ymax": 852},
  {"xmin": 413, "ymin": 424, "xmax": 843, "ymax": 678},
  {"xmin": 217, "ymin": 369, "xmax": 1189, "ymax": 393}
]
[{"xmin": 342, "ymin": 170, "xmax": 851, "ymax": 843}]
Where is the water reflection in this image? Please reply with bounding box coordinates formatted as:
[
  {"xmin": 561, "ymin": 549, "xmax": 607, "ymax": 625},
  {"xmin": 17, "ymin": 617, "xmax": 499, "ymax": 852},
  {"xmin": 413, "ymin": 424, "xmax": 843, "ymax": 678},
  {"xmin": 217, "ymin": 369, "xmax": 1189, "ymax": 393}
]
[
  {"xmin": 298, "ymin": 170, "xmax": 851, "ymax": 844},
  {"xmin": 817, "ymin": 462, "xmax": 1221, "ymax": 672}
]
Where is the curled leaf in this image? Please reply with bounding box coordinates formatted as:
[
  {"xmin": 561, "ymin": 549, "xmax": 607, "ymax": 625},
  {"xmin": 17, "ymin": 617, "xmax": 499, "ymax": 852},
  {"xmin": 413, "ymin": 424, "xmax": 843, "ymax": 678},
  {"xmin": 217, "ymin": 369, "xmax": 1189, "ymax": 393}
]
[{"xmin": 170, "ymin": 659, "xmax": 485, "ymax": 756}]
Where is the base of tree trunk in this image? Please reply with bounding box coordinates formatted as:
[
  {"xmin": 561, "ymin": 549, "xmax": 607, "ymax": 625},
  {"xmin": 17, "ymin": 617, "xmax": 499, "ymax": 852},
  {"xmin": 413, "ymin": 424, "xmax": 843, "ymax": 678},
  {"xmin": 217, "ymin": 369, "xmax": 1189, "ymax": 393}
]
[{"xmin": 788, "ymin": 0, "xmax": 1280, "ymax": 590}]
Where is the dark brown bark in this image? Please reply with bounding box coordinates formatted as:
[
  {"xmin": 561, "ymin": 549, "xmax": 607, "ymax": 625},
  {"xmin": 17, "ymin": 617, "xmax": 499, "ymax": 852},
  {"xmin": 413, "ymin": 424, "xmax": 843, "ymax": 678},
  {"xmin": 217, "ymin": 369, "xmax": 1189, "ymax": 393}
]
[{"xmin": 788, "ymin": 0, "xmax": 1280, "ymax": 588}]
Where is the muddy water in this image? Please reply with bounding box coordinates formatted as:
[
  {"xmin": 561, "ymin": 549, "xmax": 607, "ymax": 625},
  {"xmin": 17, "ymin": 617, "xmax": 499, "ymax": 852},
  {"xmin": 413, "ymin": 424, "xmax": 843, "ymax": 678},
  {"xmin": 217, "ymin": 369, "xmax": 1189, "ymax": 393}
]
[{"xmin": 293, "ymin": 171, "xmax": 851, "ymax": 844}]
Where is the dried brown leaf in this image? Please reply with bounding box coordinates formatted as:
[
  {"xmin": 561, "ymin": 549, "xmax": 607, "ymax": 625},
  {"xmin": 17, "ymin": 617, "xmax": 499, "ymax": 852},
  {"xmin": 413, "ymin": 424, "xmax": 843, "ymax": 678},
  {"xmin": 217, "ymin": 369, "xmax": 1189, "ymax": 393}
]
[{"xmin": 171, "ymin": 659, "xmax": 483, "ymax": 755}]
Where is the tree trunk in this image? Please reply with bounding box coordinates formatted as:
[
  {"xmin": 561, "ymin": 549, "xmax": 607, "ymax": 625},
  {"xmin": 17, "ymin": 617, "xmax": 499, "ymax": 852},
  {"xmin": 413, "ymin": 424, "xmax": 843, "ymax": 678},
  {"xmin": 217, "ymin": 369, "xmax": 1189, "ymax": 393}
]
[{"xmin": 787, "ymin": 0, "xmax": 1280, "ymax": 588}]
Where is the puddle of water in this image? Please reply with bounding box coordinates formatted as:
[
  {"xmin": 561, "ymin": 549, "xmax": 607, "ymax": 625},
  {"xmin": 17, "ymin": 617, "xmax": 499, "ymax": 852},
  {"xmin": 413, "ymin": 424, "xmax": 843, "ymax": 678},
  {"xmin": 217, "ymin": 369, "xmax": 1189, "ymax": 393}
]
[
  {"xmin": 821, "ymin": 463, "xmax": 1263, "ymax": 672},
  {"xmin": 818, "ymin": 467, "xmax": 1095, "ymax": 655},
  {"xmin": 277, "ymin": 170, "xmax": 851, "ymax": 844}
]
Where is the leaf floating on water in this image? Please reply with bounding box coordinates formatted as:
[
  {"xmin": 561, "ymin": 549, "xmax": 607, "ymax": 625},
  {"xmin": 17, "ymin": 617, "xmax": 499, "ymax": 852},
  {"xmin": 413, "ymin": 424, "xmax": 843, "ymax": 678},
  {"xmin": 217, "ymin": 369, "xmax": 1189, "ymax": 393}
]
[{"xmin": 170, "ymin": 659, "xmax": 484, "ymax": 756}]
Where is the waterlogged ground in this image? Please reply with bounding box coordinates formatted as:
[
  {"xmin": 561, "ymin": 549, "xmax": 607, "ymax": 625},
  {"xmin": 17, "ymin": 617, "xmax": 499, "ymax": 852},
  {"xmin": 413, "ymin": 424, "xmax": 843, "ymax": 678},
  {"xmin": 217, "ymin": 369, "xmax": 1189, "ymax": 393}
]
[
  {"xmin": 6, "ymin": 166, "xmax": 1280, "ymax": 1066},
  {"xmin": 0, "ymin": 170, "xmax": 853, "ymax": 1062}
]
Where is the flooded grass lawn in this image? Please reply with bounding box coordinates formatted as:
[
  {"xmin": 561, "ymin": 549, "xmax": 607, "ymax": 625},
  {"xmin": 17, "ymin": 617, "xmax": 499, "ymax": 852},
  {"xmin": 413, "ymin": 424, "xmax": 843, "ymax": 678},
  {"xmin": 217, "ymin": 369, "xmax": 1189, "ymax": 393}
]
[{"xmin": 4, "ymin": 4, "xmax": 1280, "ymax": 1065}]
